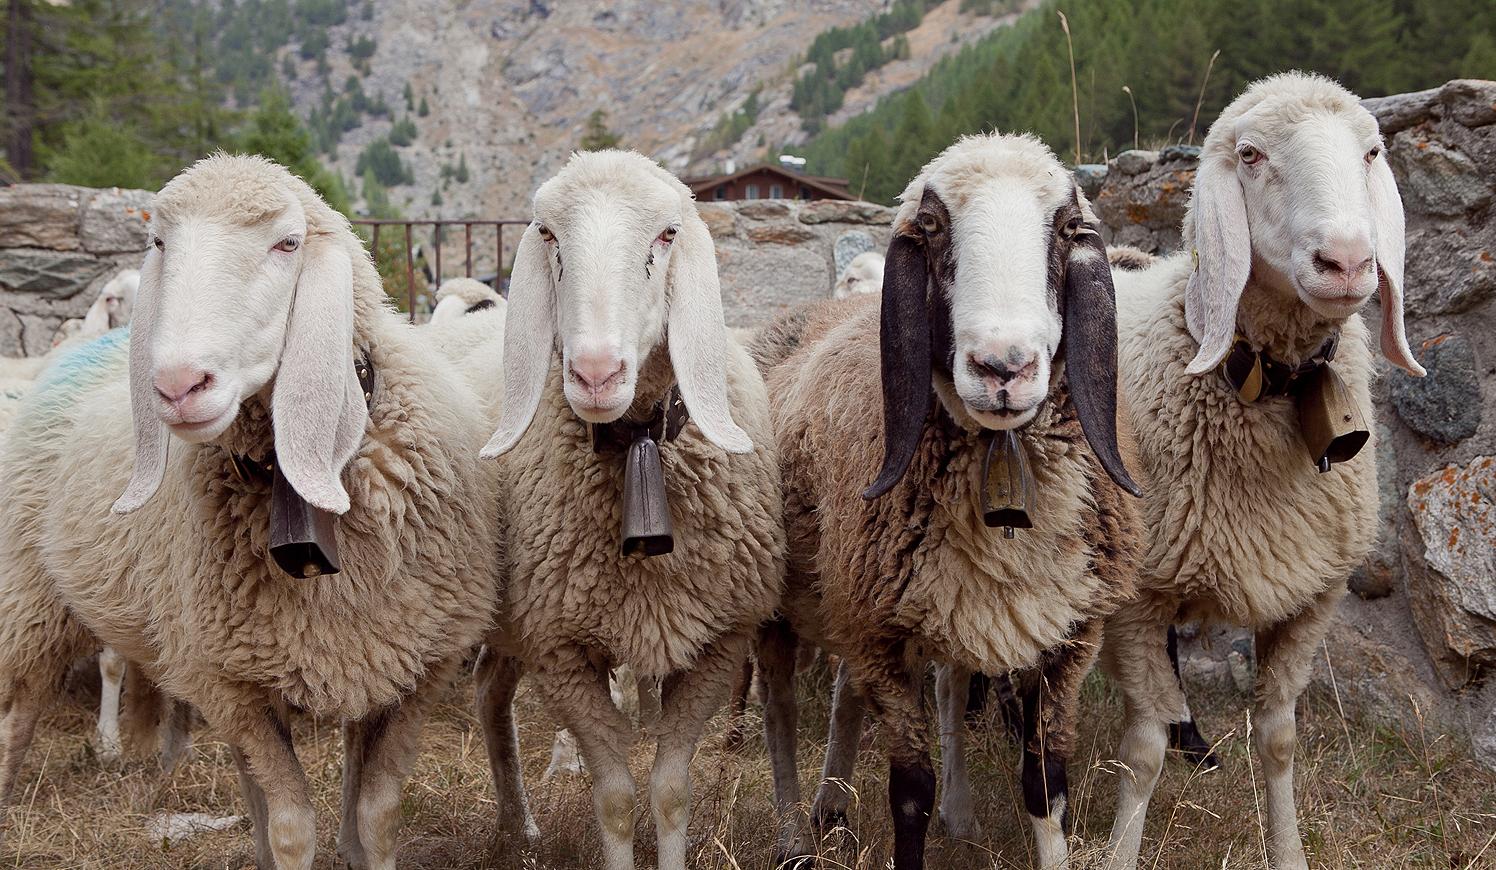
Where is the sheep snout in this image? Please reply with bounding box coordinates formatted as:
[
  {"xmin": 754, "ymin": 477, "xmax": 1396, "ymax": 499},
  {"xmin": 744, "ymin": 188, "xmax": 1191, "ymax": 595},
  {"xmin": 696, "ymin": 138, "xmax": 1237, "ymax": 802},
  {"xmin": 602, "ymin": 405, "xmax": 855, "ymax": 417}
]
[
  {"xmin": 563, "ymin": 347, "xmax": 632, "ymax": 421},
  {"xmin": 148, "ymin": 361, "xmax": 237, "ymax": 437},
  {"xmin": 952, "ymin": 337, "xmax": 1049, "ymax": 428}
]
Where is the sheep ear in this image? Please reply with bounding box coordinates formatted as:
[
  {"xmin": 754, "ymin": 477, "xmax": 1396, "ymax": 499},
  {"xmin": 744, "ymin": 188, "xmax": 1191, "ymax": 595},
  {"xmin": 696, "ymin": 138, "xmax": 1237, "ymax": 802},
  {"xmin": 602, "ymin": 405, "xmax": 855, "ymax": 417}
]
[
  {"xmin": 481, "ymin": 224, "xmax": 556, "ymax": 458},
  {"xmin": 111, "ymin": 259, "xmax": 169, "ymax": 514},
  {"xmin": 665, "ymin": 208, "xmax": 752, "ymax": 454},
  {"xmin": 863, "ymin": 233, "xmax": 932, "ymax": 500},
  {"xmin": 1183, "ymin": 156, "xmax": 1251, "ymax": 375},
  {"xmin": 1368, "ymin": 152, "xmax": 1424, "ymax": 376},
  {"xmin": 271, "ymin": 235, "xmax": 366, "ymax": 515},
  {"xmin": 1064, "ymin": 222, "xmax": 1142, "ymax": 497}
]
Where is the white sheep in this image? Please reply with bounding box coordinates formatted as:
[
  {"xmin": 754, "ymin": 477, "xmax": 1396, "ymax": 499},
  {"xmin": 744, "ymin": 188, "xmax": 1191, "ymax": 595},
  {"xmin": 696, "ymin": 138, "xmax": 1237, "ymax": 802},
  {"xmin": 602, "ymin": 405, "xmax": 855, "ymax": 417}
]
[
  {"xmin": 0, "ymin": 154, "xmax": 532, "ymax": 870},
  {"xmin": 475, "ymin": 150, "xmax": 784, "ymax": 870},
  {"xmin": 758, "ymin": 133, "xmax": 1142, "ymax": 869},
  {"xmin": 428, "ymin": 275, "xmax": 504, "ymax": 325},
  {"xmin": 1101, "ymin": 73, "xmax": 1422, "ymax": 870},
  {"xmin": 832, "ymin": 250, "xmax": 885, "ymax": 298}
]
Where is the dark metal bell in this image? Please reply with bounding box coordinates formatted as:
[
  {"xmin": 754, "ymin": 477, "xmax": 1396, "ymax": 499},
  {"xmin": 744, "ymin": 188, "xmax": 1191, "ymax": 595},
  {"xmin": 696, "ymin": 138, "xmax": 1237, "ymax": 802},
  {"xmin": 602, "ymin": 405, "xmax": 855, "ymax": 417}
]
[
  {"xmin": 621, "ymin": 434, "xmax": 674, "ymax": 558},
  {"xmin": 1296, "ymin": 363, "xmax": 1369, "ymax": 474},
  {"xmin": 980, "ymin": 428, "xmax": 1037, "ymax": 538},
  {"xmin": 269, "ymin": 464, "xmax": 342, "ymax": 578}
]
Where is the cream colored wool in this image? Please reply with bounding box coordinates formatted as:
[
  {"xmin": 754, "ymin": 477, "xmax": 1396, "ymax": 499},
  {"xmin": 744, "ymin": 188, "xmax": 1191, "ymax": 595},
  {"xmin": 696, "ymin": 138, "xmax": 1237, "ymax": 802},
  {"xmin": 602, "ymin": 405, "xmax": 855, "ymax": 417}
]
[{"xmin": 0, "ymin": 155, "xmax": 511, "ymax": 867}]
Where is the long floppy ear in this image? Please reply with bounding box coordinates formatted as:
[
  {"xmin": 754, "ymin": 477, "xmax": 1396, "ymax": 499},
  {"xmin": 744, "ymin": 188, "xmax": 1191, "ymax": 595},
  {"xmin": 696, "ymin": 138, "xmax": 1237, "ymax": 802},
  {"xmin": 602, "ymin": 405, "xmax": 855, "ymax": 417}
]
[
  {"xmin": 271, "ymin": 235, "xmax": 366, "ymax": 514},
  {"xmin": 665, "ymin": 206, "xmax": 752, "ymax": 454},
  {"xmin": 111, "ymin": 258, "xmax": 170, "ymax": 514},
  {"xmin": 863, "ymin": 232, "xmax": 932, "ymax": 500},
  {"xmin": 1367, "ymin": 150, "xmax": 1425, "ymax": 376},
  {"xmin": 1063, "ymin": 220, "xmax": 1142, "ymax": 497},
  {"xmin": 1183, "ymin": 155, "xmax": 1251, "ymax": 375},
  {"xmin": 481, "ymin": 223, "xmax": 557, "ymax": 458}
]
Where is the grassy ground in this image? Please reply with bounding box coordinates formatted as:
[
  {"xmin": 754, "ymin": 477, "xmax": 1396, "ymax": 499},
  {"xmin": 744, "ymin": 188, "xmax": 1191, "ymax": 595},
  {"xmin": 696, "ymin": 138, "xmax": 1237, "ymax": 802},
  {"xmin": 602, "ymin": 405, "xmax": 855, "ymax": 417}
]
[{"xmin": 2, "ymin": 661, "xmax": 1493, "ymax": 869}]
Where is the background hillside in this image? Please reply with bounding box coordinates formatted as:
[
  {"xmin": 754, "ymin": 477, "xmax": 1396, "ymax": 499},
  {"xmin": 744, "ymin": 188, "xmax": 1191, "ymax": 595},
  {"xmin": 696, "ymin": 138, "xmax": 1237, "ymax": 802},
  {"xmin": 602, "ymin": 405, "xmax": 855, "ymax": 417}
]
[{"xmin": 4, "ymin": 0, "xmax": 1493, "ymax": 216}]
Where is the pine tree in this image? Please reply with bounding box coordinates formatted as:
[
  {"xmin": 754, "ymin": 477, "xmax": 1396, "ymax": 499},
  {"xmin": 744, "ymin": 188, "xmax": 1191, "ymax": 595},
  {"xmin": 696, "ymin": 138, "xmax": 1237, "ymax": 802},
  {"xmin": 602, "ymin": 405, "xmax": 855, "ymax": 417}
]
[{"xmin": 580, "ymin": 109, "xmax": 622, "ymax": 150}]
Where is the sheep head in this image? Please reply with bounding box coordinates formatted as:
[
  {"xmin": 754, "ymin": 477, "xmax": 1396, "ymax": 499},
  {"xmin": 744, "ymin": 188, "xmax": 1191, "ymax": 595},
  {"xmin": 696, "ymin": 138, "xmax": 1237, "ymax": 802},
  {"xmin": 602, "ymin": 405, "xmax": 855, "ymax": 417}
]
[
  {"xmin": 866, "ymin": 132, "xmax": 1140, "ymax": 500},
  {"xmin": 482, "ymin": 150, "xmax": 751, "ymax": 458},
  {"xmin": 1183, "ymin": 71, "xmax": 1423, "ymax": 377},
  {"xmin": 113, "ymin": 154, "xmax": 369, "ymax": 516},
  {"xmin": 833, "ymin": 251, "xmax": 885, "ymax": 299}
]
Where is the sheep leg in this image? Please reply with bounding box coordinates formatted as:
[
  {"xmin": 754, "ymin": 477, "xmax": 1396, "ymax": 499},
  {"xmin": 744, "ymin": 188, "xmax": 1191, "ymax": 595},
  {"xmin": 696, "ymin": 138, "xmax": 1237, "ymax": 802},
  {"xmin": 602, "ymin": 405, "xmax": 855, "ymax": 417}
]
[
  {"xmin": 157, "ymin": 699, "xmax": 193, "ymax": 773},
  {"xmin": 934, "ymin": 662, "xmax": 981, "ymax": 841},
  {"xmin": 650, "ymin": 633, "xmax": 748, "ymax": 870},
  {"xmin": 235, "ymin": 706, "xmax": 316, "ymax": 870},
  {"xmin": 1021, "ymin": 619, "xmax": 1103, "ymax": 870},
  {"xmin": 810, "ymin": 657, "xmax": 866, "ymax": 832},
  {"xmin": 96, "ymin": 646, "xmax": 126, "ymax": 762},
  {"xmin": 539, "ymin": 652, "xmax": 638, "ymax": 870},
  {"xmin": 337, "ymin": 719, "xmax": 370, "ymax": 868},
  {"xmin": 1253, "ymin": 588, "xmax": 1339, "ymax": 870},
  {"xmin": 1101, "ymin": 611, "xmax": 1180, "ymax": 870},
  {"xmin": 232, "ymin": 745, "xmax": 275, "ymax": 870},
  {"xmin": 758, "ymin": 618, "xmax": 810, "ymax": 861},
  {"xmin": 854, "ymin": 647, "xmax": 933, "ymax": 870},
  {"xmin": 1165, "ymin": 626, "xmax": 1218, "ymax": 770},
  {"xmin": 720, "ymin": 657, "xmax": 755, "ymax": 752},
  {"xmin": 473, "ymin": 645, "xmax": 541, "ymax": 849}
]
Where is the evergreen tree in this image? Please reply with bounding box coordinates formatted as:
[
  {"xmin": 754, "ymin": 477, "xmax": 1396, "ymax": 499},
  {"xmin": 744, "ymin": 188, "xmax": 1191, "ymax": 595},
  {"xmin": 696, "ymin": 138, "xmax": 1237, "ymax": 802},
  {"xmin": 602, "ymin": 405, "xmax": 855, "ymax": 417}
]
[
  {"xmin": 237, "ymin": 88, "xmax": 351, "ymax": 213},
  {"xmin": 580, "ymin": 109, "xmax": 622, "ymax": 150}
]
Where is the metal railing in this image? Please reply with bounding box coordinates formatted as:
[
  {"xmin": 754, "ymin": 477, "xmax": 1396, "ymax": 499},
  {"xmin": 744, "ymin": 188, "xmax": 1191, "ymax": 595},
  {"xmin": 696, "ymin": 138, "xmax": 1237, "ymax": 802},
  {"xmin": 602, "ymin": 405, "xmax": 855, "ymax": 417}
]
[{"xmin": 352, "ymin": 219, "xmax": 530, "ymax": 321}]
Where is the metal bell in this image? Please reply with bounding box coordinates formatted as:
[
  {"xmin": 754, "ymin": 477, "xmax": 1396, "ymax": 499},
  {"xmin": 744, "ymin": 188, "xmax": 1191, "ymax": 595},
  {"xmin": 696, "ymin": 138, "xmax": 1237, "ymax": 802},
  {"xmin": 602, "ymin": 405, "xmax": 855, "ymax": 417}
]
[
  {"xmin": 621, "ymin": 434, "xmax": 674, "ymax": 558},
  {"xmin": 269, "ymin": 463, "xmax": 342, "ymax": 578},
  {"xmin": 980, "ymin": 428, "xmax": 1037, "ymax": 538},
  {"xmin": 1296, "ymin": 363, "xmax": 1369, "ymax": 474}
]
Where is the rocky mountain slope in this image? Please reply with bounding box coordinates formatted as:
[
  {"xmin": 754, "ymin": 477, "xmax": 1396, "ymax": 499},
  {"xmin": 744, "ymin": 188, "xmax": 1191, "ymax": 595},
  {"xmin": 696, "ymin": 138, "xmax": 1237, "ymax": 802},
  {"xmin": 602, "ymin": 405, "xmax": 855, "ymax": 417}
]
[{"xmin": 280, "ymin": 0, "xmax": 1031, "ymax": 218}]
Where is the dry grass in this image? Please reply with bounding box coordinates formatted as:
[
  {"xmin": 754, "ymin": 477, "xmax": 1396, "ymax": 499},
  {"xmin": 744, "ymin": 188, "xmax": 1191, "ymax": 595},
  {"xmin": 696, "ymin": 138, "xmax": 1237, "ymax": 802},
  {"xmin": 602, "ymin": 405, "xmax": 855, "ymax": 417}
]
[{"xmin": 3, "ymin": 661, "xmax": 1493, "ymax": 869}]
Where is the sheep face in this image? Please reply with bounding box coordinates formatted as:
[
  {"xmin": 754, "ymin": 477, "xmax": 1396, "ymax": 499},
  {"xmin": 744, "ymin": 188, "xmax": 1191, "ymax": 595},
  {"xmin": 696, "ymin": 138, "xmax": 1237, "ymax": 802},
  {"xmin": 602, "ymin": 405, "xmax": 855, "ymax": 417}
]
[
  {"xmin": 833, "ymin": 251, "xmax": 885, "ymax": 299},
  {"xmin": 1183, "ymin": 72, "xmax": 1422, "ymax": 376},
  {"xmin": 483, "ymin": 150, "xmax": 751, "ymax": 459},
  {"xmin": 115, "ymin": 155, "xmax": 370, "ymax": 516},
  {"xmin": 866, "ymin": 133, "xmax": 1139, "ymax": 500}
]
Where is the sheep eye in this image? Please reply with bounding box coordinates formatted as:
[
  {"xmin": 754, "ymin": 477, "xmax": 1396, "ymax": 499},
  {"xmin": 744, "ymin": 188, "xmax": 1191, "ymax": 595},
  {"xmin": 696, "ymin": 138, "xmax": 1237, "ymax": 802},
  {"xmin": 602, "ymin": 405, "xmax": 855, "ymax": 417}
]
[
  {"xmin": 273, "ymin": 237, "xmax": 301, "ymax": 253},
  {"xmin": 918, "ymin": 214, "xmax": 940, "ymax": 234},
  {"xmin": 536, "ymin": 225, "xmax": 555, "ymax": 242},
  {"xmin": 658, "ymin": 226, "xmax": 678, "ymax": 243},
  {"xmin": 1062, "ymin": 217, "xmax": 1083, "ymax": 238},
  {"xmin": 1365, "ymin": 146, "xmax": 1382, "ymax": 164},
  {"xmin": 152, "ymin": 237, "xmax": 165, "ymax": 252},
  {"xmin": 1238, "ymin": 144, "xmax": 1264, "ymax": 165}
]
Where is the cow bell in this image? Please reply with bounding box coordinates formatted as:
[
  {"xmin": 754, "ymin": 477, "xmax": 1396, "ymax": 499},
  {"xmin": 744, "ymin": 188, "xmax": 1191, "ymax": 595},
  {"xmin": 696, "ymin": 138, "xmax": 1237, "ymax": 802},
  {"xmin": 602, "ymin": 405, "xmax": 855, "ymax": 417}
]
[
  {"xmin": 269, "ymin": 463, "xmax": 342, "ymax": 579},
  {"xmin": 1296, "ymin": 363, "xmax": 1369, "ymax": 474},
  {"xmin": 980, "ymin": 428, "xmax": 1037, "ymax": 538},
  {"xmin": 621, "ymin": 433, "xmax": 674, "ymax": 558}
]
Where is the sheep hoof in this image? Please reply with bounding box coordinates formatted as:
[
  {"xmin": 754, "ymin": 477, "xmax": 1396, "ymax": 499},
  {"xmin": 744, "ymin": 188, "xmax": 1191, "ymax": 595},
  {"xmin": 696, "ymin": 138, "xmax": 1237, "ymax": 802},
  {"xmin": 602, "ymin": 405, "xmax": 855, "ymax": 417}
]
[{"xmin": 936, "ymin": 812, "xmax": 983, "ymax": 842}]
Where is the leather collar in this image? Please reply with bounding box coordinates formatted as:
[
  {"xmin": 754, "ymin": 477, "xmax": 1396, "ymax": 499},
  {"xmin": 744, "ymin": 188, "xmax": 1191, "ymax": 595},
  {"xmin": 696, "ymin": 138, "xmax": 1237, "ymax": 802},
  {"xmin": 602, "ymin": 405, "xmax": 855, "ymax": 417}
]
[
  {"xmin": 228, "ymin": 348, "xmax": 376, "ymax": 484},
  {"xmin": 1220, "ymin": 332, "xmax": 1338, "ymax": 403},
  {"xmin": 591, "ymin": 385, "xmax": 688, "ymax": 454}
]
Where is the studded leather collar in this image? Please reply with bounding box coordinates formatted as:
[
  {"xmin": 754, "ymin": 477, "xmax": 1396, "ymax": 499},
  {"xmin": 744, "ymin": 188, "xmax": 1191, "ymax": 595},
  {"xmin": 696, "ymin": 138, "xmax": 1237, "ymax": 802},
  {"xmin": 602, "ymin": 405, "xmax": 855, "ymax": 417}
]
[
  {"xmin": 1219, "ymin": 332, "xmax": 1339, "ymax": 403},
  {"xmin": 591, "ymin": 385, "xmax": 688, "ymax": 454}
]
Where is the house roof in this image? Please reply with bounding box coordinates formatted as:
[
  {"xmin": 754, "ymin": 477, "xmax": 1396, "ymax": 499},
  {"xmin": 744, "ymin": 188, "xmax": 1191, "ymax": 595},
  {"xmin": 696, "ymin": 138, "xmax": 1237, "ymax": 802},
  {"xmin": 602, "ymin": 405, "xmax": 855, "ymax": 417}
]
[{"xmin": 683, "ymin": 163, "xmax": 854, "ymax": 200}]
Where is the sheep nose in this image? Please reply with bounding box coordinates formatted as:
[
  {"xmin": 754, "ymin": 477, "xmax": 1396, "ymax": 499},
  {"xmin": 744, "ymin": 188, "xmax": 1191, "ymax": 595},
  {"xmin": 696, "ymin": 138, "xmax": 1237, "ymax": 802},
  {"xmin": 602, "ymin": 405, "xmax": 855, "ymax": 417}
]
[
  {"xmin": 968, "ymin": 351, "xmax": 1037, "ymax": 385},
  {"xmin": 569, "ymin": 352, "xmax": 625, "ymax": 392},
  {"xmin": 153, "ymin": 366, "xmax": 211, "ymax": 404},
  {"xmin": 1312, "ymin": 238, "xmax": 1373, "ymax": 277}
]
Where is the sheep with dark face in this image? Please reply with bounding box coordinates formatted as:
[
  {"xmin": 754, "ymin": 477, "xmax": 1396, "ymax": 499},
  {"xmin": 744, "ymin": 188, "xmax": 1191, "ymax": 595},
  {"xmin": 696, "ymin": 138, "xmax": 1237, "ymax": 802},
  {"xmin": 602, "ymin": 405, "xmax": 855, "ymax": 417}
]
[
  {"xmin": 760, "ymin": 133, "xmax": 1141, "ymax": 869},
  {"xmin": 1102, "ymin": 72, "xmax": 1421, "ymax": 870}
]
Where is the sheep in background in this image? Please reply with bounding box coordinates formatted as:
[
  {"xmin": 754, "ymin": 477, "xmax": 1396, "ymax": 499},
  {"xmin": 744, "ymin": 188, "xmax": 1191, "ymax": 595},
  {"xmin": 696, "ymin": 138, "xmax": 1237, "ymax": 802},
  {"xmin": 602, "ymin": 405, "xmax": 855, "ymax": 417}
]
[
  {"xmin": 1102, "ymin": 73, "xmax": 1423, "ymax": 870},
  {"xmin": 429, "ymin": 275, "xmax": 504, "ymax": 325},
  {"xmin": 760, "ymin": 133, "xmax": 1141, "ymax": 869},
  {"xmin": 476, "ymin": 150, "xmax": 783, "ymax": 870},
  {"xmin": 832, "ymin": 250, "xmax": 885, "ymax": 299},
  {"xmin": 52, "ymin": 268, "xmax": 140, "ymax": 348},
  {"xmin": 0, "ymin": 154, "xmax": 530, "ymax": 869}
]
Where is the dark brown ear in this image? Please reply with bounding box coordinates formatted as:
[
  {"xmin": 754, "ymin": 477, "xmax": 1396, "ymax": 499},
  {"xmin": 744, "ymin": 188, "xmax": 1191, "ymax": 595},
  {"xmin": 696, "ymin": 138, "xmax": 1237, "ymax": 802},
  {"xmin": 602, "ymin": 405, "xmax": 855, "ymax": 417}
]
[
  {"xmin": 864, "ymin": 232, "xmax": 933, "ymax": 500},
  {"xmin": 1063, "ymin": 227, "xmax": 1142, "ymax": 497}
]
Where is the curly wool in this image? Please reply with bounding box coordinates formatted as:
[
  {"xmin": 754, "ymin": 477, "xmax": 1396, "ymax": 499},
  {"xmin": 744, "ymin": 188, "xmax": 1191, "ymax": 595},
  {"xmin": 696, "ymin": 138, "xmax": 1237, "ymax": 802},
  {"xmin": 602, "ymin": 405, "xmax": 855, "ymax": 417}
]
[
  {"xmin": 0, "ymin": 157, "xmax": 505, "ymax": 726},
  {"xmin": 499, "ymin": 342, "xmax": 784, "ymax": 680}
]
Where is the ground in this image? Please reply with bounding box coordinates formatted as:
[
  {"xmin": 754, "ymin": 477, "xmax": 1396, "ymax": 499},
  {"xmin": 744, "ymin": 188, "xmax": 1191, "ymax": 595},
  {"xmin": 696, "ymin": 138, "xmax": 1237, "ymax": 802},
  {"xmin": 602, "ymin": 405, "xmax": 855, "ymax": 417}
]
[{"xmin": 2, "ymin": 659, "xmax": 1493, "ymax": 869}]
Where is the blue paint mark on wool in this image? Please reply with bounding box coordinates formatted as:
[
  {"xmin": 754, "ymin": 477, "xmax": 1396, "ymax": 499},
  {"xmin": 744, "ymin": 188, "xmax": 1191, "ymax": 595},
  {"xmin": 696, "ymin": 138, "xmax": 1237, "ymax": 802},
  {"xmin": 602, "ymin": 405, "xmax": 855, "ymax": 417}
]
[{"xmin": 34, "ymin": 326, "xmax": 131, "ymax": 397}]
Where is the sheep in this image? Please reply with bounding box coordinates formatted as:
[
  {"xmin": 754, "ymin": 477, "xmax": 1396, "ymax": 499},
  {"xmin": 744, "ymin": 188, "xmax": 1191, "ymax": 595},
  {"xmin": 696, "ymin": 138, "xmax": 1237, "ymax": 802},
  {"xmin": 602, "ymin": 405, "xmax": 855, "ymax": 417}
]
[
  {"xmin": 758, "ymin": 132, "xmax": 1142, "ymax": 869},
  {"xmin": 0, "ymin": 154, "xmax": 534, "ymax": 870},
  {"xmin": 833, "ymin": 250, "xmax": 885, "ymax": 298},
  {"xmin": 1100, "ymin": 73, "xmax": 1422, "ymax": 870},
  {"xmin": 429, "ymin": 275, "xmax": 504, "ymax": 325},
  {"xmin": 474, "ymin": 149, "xmax": 784, "ymax": 870}
]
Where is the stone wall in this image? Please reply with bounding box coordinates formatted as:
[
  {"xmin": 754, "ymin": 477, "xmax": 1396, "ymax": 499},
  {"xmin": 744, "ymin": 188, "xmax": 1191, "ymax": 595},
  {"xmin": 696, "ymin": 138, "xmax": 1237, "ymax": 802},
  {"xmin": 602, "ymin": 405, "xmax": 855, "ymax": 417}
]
[
  {"xmin": 0, "ymin": 185, "xmax": 152, "ymax": 356},
  {"xmin": 1084, "ymin": 79, "xmax": 1496, "ymax": 767}
]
